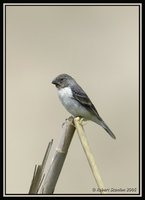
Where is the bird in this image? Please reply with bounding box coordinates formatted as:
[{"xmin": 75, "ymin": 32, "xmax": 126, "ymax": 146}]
[{"xmin": 52, "ymin": 74, "xmax": 116, "ymax": 139}]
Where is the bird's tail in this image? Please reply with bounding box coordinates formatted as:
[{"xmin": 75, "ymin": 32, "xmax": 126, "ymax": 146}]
[{"xmin": 100, "ymin": 120, "xmax": 116, "ymax": 139}]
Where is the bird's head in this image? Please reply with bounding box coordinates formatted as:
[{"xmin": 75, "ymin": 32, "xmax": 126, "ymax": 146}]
[{"xmin": 52, "ymin": 74, "xmax": 75, "ymax": 89}]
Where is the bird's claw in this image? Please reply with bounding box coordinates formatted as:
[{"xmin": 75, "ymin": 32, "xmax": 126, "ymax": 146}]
[{"xmin": 77, "ymin": 117, "xmax": 87, "ymax": 126}]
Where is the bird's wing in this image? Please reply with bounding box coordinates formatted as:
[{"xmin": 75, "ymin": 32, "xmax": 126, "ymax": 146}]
[{"xmin": 71, "ymin": 84, "xmax": 102, "ymax": 121}]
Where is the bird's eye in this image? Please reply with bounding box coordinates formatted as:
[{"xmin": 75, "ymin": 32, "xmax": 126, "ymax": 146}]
[{"xmin": 60, "ymin": 78, "xmax": 64, "ymax": 82}]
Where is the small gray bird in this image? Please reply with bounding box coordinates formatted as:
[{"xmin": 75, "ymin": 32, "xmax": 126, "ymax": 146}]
[{"xmin": 52, "ymin": 74, "xmax": 116, "ymax": 139}]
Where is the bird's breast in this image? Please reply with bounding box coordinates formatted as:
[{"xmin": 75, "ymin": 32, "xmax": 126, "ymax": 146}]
[
  {"xmin": 58, "ymin": 87, "xmax": 73, "ymax": 106},
  {"xmin": 58, "ymin": 86, "xmax": 73, "ymax": 98},
  {"xmin": 57, "ymin": 87, "xmax": 80, "ymax": 116}
]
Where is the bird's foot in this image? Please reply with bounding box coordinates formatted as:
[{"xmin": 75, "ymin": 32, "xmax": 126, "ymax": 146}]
[
  {"xmin": 75, "ymin": 117, "xmax": 87, "ymax": 126},
  {"xmin": 80, "ymin": 118, "xmax": 87, "ymax": 126},
  {"xmin": 79, "ymin": 117, "xmax": 84, "ymax": 124}
]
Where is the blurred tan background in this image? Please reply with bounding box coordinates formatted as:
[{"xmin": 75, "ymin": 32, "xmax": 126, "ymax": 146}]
[{"xmin": 6, "ymin": 5, "xmax": 139, "ymax": 194}]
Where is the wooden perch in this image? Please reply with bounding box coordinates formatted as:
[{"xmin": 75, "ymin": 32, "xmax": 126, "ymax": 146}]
[
  {"xmin": 74, "ymin": 117, "xmax": 106, "ymax": 194},
  {"xmin": 28, "ymin": 116, "xmax": 75, "ymax": 194},
  {"xmin": 41, "ymin": 116, "xmax": 75, "ymax": 194}
]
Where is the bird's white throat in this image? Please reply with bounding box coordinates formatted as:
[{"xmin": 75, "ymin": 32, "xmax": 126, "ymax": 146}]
[
  {"xmin": 58, "ymin": 87, "xmax": 73, "ymax": 100},
  {"xmin": 57, "ymin": 86, "xmax": 81, "ymax": 117}
]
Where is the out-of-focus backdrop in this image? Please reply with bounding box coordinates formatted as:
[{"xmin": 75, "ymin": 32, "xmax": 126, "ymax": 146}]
[{"xmin": 6, "ymin": 5, "xmax": 139, "ymax": 194}]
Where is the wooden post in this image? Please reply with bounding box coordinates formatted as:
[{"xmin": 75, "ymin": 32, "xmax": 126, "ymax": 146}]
[{"xmin": 28, "ymin": 116, "xmax": 75, "ymax": 194}]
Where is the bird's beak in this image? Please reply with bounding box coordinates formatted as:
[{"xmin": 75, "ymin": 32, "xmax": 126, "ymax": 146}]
[
  {"xmin": 52, "ymin": 80, "xmax": 57, "ymax": 85},
  {"xmin": 52, "ymin": 80, "xmax": 60, "ymax": 87}
]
